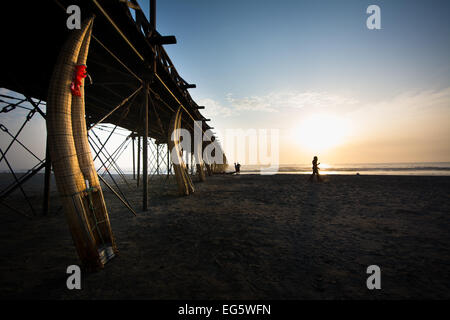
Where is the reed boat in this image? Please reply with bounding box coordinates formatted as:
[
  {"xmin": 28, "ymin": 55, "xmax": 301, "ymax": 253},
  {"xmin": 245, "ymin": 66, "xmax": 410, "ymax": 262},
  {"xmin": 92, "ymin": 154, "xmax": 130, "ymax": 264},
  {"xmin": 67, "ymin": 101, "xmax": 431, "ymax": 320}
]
[
  {"xmin": 46, "ymin": 18, "xmax": 117, "ymax": 270},
  {"xmin": 168, "ymin": 107, "xmax": 195, "ymax": 195}
]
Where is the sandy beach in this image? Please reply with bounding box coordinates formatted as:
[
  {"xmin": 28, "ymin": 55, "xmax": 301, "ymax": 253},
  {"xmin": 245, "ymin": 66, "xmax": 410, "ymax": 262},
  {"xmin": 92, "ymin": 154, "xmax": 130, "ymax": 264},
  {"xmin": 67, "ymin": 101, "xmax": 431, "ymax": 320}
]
[{"xmin": 0, "ymin": 173, "xmax": 449, "ymax": 299}]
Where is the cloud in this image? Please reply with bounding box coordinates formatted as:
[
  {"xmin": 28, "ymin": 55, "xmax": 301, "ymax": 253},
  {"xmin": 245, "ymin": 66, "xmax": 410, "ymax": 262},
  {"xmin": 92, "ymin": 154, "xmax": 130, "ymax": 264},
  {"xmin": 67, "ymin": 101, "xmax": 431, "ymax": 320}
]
[
  {"xmin": 226, "ymin": 93, "xmax": 278, "ymax": 113},
  {"xmin": 198, "ymin": 90, "xmax": 358, "ymax": 116},
  {"xmin": 197, "ymin": 98, "xmax": 236, "ymax": 118},
  {"xmin": 226, "ymin": 91, "xmax": 358, "ymax": 112},
  {"xmin": 347, "ymin": 86, "xmax": 450, "ymax": 144}
]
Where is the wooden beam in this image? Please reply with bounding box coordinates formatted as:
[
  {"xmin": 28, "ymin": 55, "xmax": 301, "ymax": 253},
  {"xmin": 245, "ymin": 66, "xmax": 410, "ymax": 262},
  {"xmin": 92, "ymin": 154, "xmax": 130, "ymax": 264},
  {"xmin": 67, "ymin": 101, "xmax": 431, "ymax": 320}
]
[
  {"xmin": 92, "ymin": 0, "xmax": 145, "ymax": 61},
  {"xmin": 119, "ymin": 0, "xmax": 140, "ymax": 10},
  {"xmin": 181, "ymin": 84, "xmax": 196, "ymax": 89},
  {"xmin": 150, "ymin": 0, "xmax": 156, "ymax": 31},
  {"xmin": 148, "ymin": 35, "xmax": 177, "ymax": 45}
]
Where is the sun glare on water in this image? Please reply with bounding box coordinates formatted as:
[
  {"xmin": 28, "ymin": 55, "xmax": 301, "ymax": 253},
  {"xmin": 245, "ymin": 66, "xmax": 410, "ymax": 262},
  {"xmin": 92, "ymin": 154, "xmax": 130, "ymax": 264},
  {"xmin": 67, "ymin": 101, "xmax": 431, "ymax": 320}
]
[{"xmin": 292, "ymin": 114, "xmax": 350, "ymax": 153}]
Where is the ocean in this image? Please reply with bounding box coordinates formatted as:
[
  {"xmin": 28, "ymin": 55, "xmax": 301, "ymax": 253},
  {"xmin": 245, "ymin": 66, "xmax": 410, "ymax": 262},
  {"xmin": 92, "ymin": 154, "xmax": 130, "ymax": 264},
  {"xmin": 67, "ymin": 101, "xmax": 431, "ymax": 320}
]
[
  {"xmin": 2, "ymin": 162, "xmax": 450, "ymax": 176},
  {"xmin": 240, "ymin": 162, "xmax": 450, "ymax": 176}
]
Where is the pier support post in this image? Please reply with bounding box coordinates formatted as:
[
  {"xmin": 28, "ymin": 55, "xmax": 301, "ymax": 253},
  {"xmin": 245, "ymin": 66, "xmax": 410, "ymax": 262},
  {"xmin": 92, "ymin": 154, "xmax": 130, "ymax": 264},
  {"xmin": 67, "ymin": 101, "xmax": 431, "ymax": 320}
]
[
  {"xmin": 186, "ymin": 151, "xmax": 190, "ymax": 174},
  {"xmin": 167, "ymin": 144, "xmax": 170, "ymax": 177},
  {"xmin": 137, "ymin": 135, "xmax": 141, "ymax": 187},
  {"xmin": 42, "ymin": 136, "xmax": 51, "ymax": 215},
  {"xmin": 132, "ymin": 135, "xmax": 136, "ymax": 180},
  {"xmin": 143, "ymin": 84, "xmax": 149, "ymax": 211},
  {"xmin": 156, "ymin": 143, "xmax": 160, "ymax": 175}
]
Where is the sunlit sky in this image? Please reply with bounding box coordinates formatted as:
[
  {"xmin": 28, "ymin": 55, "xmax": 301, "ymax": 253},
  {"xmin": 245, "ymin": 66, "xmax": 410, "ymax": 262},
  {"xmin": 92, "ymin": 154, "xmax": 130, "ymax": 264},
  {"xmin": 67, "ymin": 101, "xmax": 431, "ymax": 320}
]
[
  {"xmin": 1, "ymin": 0, "xmax": 450, "ymax": 171},
  {"xmin": 146, "ymin": 0, "xmax": 450, "ymax": 165}
]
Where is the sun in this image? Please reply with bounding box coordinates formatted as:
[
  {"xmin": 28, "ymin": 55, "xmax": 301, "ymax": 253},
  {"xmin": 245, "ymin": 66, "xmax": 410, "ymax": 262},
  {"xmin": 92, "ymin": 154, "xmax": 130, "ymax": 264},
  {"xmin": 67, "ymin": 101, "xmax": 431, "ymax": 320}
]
[{"xmin": 292, "ymin": 114, "xmax": 350, "ymax": 153}]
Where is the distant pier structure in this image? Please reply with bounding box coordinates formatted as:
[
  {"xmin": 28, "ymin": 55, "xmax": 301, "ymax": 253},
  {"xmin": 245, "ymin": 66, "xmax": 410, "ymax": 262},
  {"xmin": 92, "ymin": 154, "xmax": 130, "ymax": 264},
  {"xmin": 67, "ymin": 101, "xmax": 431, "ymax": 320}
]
[{"xmin": 0, "ymin": 0, "xmax": 227, "ymax": 217}]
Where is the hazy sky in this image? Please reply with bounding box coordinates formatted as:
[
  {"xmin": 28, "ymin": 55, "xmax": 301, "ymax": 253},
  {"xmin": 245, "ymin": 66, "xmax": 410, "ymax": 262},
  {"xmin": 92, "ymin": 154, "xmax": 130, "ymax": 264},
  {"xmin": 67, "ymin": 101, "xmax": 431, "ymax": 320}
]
[
  {"xmin": 145, "ymin": 0, "xmax": 450, "ymax": 164},
  {"xmin": 1, "ymin": 0, "xmax": 449, "ymax": 171}
]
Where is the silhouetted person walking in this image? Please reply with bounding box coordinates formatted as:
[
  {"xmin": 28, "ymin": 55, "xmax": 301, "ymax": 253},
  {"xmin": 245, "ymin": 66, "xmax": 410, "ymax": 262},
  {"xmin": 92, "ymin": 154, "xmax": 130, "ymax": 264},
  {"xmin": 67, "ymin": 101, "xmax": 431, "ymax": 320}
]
[
  {"xmin": 234, "ymin": 162, "xmax": 241, "ymax": 175},
  {"xmin": 309, "ymin": 156, "xmax": 322, "ymax": 182}
]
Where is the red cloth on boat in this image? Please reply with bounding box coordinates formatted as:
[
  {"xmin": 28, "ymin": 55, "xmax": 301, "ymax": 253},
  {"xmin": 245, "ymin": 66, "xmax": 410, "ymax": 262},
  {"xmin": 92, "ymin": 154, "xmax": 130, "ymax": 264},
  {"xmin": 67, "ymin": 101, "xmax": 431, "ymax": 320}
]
[{"xmin": 71, "ymin": 65, "xmax": 87, "ymax": 97}]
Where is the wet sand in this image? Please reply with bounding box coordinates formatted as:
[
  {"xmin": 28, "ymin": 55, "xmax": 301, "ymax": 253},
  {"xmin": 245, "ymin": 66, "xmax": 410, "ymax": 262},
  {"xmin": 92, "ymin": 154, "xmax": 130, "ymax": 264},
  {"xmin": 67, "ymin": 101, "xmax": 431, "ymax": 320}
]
[{"xmin": 0, "ymin": 173, "xmax": 449, "ymax": 299}]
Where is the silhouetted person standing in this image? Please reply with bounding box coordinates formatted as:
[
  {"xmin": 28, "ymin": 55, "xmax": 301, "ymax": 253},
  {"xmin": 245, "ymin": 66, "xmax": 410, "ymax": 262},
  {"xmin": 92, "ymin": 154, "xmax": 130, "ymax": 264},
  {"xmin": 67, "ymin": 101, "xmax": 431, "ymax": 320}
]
[
  {"xmin": 309, "ymin": 156, "xmax": 322, "ymax": 182},
  {"xmin": 236, "ymin": 162, "xmax": 241, "ymax": 175}
]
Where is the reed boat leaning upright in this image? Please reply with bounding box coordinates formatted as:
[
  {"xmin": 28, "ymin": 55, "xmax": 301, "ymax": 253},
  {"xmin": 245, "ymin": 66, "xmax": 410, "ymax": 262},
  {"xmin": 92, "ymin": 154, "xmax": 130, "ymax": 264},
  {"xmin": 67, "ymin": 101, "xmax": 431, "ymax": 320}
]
[
  {"xmin": 46, "ymin": 18, "xmax": 116, "ymax": 270},
  {"xmin": 168, "ymin": 107, "xmax": 195, "ymax": 195},
  {"xmin": 71, "ymin": 19, "xmax": 118, "ymax": 264}
]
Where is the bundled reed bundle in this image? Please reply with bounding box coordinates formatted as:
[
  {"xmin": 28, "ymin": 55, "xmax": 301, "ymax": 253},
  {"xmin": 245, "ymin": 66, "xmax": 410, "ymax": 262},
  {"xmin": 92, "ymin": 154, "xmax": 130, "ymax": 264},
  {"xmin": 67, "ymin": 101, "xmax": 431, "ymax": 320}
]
[
  {"xmin": 212, "ymin": 153, "xmax": 229, "ymax": 173},
  {"xmin": 195, "ymin": 133, "xmax": 206, "ymax": 182},
  {"xmin": 168, "ymin": 107, "xmax": 195, "ymax": 195},
  {"xmin": 46, "ymin": 18, "xmax": 117, "ymax": 270}
]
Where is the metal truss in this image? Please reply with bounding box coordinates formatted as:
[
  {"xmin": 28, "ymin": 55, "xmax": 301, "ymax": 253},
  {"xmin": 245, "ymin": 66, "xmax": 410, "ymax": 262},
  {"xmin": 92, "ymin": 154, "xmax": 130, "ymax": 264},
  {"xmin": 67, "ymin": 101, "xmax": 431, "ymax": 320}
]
[{"xmin": 0, "ymin": 93, "xmax": 47, "ymax": 217}]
